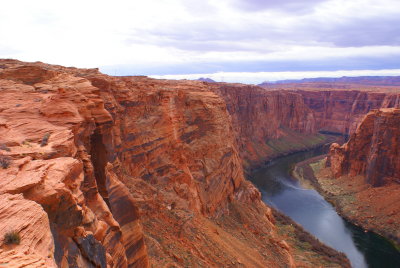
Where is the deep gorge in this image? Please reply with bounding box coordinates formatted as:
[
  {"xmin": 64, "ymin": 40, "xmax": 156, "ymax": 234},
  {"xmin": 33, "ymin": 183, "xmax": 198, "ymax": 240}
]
[{"xmin": 0, "ymin": 59, "xmax": 399, "ymax": 267}]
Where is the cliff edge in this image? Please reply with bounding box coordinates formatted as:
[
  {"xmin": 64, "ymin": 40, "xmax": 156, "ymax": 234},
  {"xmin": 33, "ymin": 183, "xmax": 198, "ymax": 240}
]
[
  {"xmin": 314, "ymin": 108, "xmax": 400, "ymax": 243},
  {"xmin": 0, "ymin": 59, "xmax": 349, "ymax": 267}
]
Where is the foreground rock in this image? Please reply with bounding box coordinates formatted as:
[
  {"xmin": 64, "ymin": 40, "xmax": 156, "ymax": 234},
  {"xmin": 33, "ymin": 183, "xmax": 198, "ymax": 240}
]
[{"xmin": 0, "ymin": 59, "xmax": 348, "ymax": 267}]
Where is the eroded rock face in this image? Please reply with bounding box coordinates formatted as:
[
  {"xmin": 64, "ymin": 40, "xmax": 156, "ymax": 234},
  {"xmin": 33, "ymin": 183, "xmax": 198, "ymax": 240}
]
[
  {"xmin": 0, "ymin": 60, "xmax": 142, "ymax": 267},
  {"xmin": 212, "ymin": 84, "xmax": 318, "ymax": 168},
  {"xmin": 0, "ymin": 59, "xmax": 347, "ymax": 267},
  {"xmin": 328, "ymin": 108, "xmax": 400, "ymax": 186},
  {"xmin": 297, "ymin": 90, "xmax": 400, "ymax": 135},
  {"xmin": 0, "ymin": 194, "xmax": 56, "ymax": 267}
]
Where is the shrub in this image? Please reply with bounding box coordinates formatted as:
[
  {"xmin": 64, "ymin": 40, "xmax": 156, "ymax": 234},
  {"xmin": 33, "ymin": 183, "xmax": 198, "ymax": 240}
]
[
  {"xmin": 4, "ymin": 231, "xmax": 20, "ymax": 245},
  {"xmin": 40, "ymin": 133, "xmax": 51, "ymax": 147},
  {"xmin": 0, "ymin": 144, "xmax": 10, "ymax": 152},
  {"xmin": 0, "ymin": 155, "xmax": 11, "ymax": 169}
]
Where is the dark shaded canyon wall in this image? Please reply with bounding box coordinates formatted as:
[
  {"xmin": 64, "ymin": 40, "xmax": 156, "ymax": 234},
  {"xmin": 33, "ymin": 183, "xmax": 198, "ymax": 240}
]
[
  {"xmin": 296, "ymin": 90, "xmax": 400, "ymax": 135},
  {"xmin": 328, "ymin": 108, "xmax": 400, "ymax": 186},
  {"xmin": 87, "ymin": 75, "xmax": 245, "ymax": 216},
  {"xmin": 212, "ymin": 84, "xmax": 319, "ymax": 167}
]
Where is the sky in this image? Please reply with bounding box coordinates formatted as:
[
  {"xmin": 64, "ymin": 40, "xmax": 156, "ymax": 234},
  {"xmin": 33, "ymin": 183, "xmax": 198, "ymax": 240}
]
[{"xmin": 1, "ymin": 0, "xmax": 400, "ymax": 83}]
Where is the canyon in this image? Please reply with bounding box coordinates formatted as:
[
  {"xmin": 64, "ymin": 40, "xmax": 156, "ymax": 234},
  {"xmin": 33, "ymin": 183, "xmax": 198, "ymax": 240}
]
[
  {"xmin": 293, "ymin": 107, "xmax": 400, "ymax": 250},
  {"xmin": 325, "ymin": 108, "xmax": 400, "ymax": 243},
  {"xmin": 0, "ymin": 59, "xmax": 398, "ymax": 267}
]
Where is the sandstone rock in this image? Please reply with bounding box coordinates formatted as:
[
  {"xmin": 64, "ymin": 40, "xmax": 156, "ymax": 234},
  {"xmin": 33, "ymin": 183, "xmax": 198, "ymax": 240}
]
[
  {"xmin": 0, "ymin": 193, "xmax": 56, "ymax": 267},
  {"xmin": 212, "ymin": 84, "xmax": 318, "ymax": 168},
  {"xmin": 329, "ymin": 108, "xmax": 400, "ymax": 186},
  {"xmin": 297, "ymin": 90, "xmax": 400, "ymax": 135},
  {"xmin": 0, "ymin": 59, "xmax": 349, "ymax": 267}
]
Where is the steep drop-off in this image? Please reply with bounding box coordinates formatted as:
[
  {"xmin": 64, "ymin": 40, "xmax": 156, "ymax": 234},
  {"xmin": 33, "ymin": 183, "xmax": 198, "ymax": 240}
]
[
  {"xmin": 295, "ymin": 90, "xmax": 400, "ymax": 135},
  {"xmin": 306, "ymin": 108, "xmax": 400, "ymax": 244},
  {"xmin": 212, "ymin": 84, "xmax": 326, "ymax": 168},
  {"xmin": 0, "ymin": 60, "xmax": 348, "ymax": 267},
  {"xmin": 329, "ymin": 108, "xmax": 400, "ymax": 186}
]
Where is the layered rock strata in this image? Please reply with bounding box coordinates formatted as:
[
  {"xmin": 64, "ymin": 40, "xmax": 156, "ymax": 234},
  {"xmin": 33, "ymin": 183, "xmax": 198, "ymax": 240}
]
[
  {"xmin": 212, "ymin": 84, "xmax": 325, "ymax": 168},
  {"xmin": 296, "ymin": 90, "xmax": 400, "ymax": 135},
  {"xmin": 0, "ymin": 60, "xmax": 348, "ymax": 267},
  {"xmin": 314, "ymin": 108, "xmax": 400, "ymax": 242},
  {"xmin": 329, "ymin": 108, "xmax": 400, "ymax": 185}
]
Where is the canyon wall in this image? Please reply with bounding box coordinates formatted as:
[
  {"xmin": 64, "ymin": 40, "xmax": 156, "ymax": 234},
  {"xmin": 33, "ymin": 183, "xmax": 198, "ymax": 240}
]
[
  {"xmin": 0, "ymin": 60, "xmax": 348, "ymax": 267},
  {"xmin": 329, "ymin": 108, "xmax": 400, "ymax": 186},
  {"xmin": 216, "ymin": 85, "xmax": 400, "ymax": 169},
  {"xmin": 321, "ymin": 108, "xmax": 400, "ymax": 243},
  {"xmin": 213, "ymin": 84, "xmax": 324, "ymax": 168},
  {"xmin": 296, "ymin": 90, "xmax": 400, "ymax": 135}
]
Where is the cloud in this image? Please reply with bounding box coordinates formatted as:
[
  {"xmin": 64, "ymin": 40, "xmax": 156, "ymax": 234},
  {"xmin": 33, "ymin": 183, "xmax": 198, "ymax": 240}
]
[
  {"xmin": 316, "ymin": 17, "xmax": 400, "ymax": 47},
  {"xmin": 230, "ymin": 0, "xmax": 329, "ymax": 13},
  {"xmin": 100, "ymin": 51, "xmax": 400, "ymax": 77},
  {"xmin": 1, "ymin": 0, "xmax": 400, "ymax": 76},
  {"xmin": 123, "ymin": 0, "xmax": 400, "ymax": 55}
]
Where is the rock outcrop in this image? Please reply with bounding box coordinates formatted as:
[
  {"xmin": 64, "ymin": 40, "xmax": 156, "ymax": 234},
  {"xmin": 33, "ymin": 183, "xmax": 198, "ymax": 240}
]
[
  {"xmin": 328, "ymin": 108, "xmax": 400, "ymax": 186},
  {"xmin": 0, "ymin": 59, "xmax": 348, "ymax": 267},
  {"xmin": 0, "ymin": 62, "xmax": 142, "ymax": 267},
  {"xmin": 305, "ymin": 108, "xmax": 400, "ymax": 243}
]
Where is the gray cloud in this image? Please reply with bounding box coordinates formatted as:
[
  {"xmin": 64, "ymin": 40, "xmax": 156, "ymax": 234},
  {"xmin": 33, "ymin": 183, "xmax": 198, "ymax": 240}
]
[
  {"xmin": 316, "ymin": 16, "xmax": 400, "ymax": 47},
  {"xmin": 230, "ymin": 0, "xmax": 329, "ymax": 13},
  {"xmin": 125, "ymin": 19, "xmax": 313, "ymax": 53},
  {"xmin": 125, "ymin": 8, "xmax": 400, "ymax": 54},
  {"xmin": 101, "ymin": 54, "xmax": 400, "ymax": 76}
]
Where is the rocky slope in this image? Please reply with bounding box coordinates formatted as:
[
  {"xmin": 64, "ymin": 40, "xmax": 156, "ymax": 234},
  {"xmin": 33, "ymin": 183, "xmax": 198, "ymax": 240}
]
[
  {"xmin": 0, "ymin": 60, "xmax": 348, "ymax": 267},
  {"xmin": 311, "ymin": 108, "xmax": 400, "ymax": 243}
]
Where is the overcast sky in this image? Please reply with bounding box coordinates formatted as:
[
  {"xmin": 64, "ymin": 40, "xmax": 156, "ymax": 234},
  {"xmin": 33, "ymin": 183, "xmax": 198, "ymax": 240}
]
[{"xmin": 1, "ymin": 0, "xmax": 400, "ymax": 83}]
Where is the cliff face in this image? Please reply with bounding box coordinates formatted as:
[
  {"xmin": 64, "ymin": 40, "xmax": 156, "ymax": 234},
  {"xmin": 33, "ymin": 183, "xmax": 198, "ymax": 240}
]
[
  {"xmin": 296, "ymin": 90, "xmax": 400, "ymax": 135},
  {"xmin": 0, "ymin": 60, "xmax": 250, "ymax": 266},
  {"xmin": 0, "ymin": 60, "xmax": 348, "ymax": 267},
  {"xmin": 317, "ymin": 108, "xmax": 400, "ymax": 242},
  {"xmin": 329, "ymin": 108, "xmax": 400, "ymax": 186},
  {"xmin": 213, "ymin": 84, "xmax": 323, "ymax": 168},
  {"xmin": 0, "ymin": 62, "xmax": 146, "ymax": 267}
]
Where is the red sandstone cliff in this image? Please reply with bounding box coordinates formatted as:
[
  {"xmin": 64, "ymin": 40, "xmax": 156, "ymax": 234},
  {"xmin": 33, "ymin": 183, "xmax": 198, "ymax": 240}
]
[
  {"xmin": 0, "ymin": 60, "xmax": 348, "ymax": 267},
  {"xmin": 296, "ymin": 90, "xmax": 400, "ymax": 135},
  {"xmin": 329, "ymin": 108, "xmax": 400, "ymax": 186},
  {"xmin": 212, "ymin": 84, "xmax": 323, "ymax": 168},
  {"xmin": 324, "ymin": 108, "xmax": 400, "ymax": 242}
]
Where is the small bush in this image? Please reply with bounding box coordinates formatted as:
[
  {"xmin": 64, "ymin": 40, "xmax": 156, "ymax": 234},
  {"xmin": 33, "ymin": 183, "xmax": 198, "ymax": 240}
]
[
  {"xmin": 22, "ymin": 140, "xmax": 32, "ymax": 147},
  {"xmin": 0, "ymin": 155, "xmax": 11, "ymax": 169},
  {"xmin": 4, "ymin": 231, "xmax": 20, "ymax": 245},
  {"xmin": 0, "ymin": 144, "xmax": 10, "ymax": 152},
  {"xmin": 40, "ymin": 133, "xmax": 51, "ymax": 147}
]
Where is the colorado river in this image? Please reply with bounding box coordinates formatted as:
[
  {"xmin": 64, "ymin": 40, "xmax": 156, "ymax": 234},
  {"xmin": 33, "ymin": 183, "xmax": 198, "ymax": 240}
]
[{"xmin": 250, "ymin": 148, "xmax": 400, "ymax": 268}]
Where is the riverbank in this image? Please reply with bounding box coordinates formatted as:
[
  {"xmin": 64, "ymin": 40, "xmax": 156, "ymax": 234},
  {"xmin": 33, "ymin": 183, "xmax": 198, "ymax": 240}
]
[
  {"xmin": 246, "ymin": 133, "xmax": 339, "ymax": 173},
  {"xmin": 271, "ymin": 208, "xmax": 350, "ymax": 267},
  {"xmin": 293, "ymin": 156, "xmax": 400, "ymax": 249}
]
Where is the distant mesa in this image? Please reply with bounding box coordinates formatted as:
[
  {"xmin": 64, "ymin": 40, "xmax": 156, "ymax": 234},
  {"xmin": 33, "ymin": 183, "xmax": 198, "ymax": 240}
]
[
  {"xmin": 197, "ymin": 77, "xmax": 216, "ymax": 83},
  {"xmin": 259, "ymin": 76, "xmax": 400, "ymax": 86}
]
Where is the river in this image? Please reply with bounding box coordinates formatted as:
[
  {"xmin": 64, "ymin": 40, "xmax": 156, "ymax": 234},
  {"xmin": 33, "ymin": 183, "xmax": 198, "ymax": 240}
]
[{"xmin": 249, "ymin": 148, "xmax": 400, "ymax": 268}]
